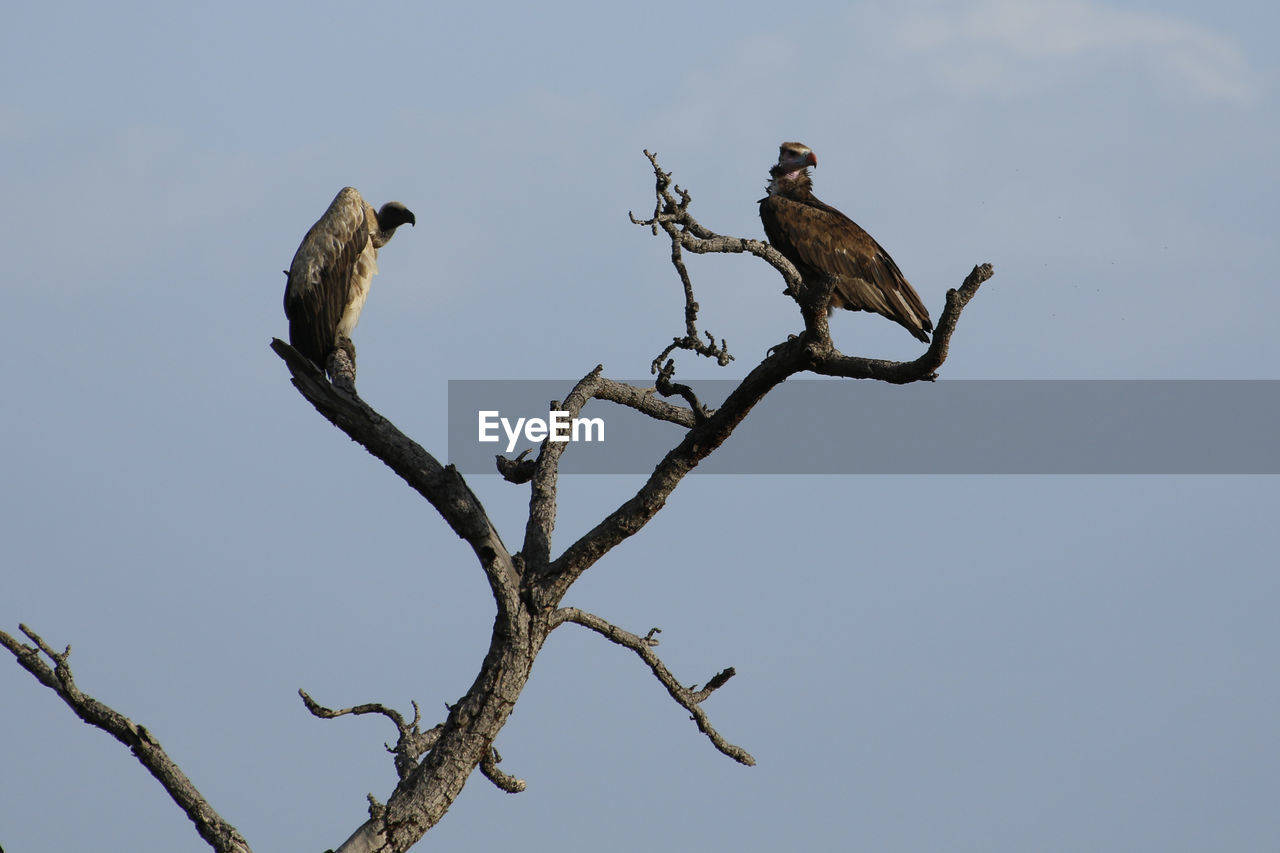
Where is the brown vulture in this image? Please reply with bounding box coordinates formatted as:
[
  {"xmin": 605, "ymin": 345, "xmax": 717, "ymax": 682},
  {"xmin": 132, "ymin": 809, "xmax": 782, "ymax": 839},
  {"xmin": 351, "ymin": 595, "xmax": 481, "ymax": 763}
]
[
  {"xmin": 283, "ymin": 187, "xmax": 415, "ymax": 376},
  {"xmin": 759, "ymin": 142, "xmax": 932, "ymax": 343}
]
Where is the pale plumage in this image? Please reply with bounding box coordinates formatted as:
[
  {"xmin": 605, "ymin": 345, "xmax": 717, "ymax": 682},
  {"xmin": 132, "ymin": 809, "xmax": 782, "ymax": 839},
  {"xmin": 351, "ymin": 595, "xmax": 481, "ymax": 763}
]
[
  {"xmin": 283, "ymin": 187, "xmax": 415, "ymax": 374},
  {"xmin": 759, "ymin": 142, "xmax": 931, "ymax": 343}
]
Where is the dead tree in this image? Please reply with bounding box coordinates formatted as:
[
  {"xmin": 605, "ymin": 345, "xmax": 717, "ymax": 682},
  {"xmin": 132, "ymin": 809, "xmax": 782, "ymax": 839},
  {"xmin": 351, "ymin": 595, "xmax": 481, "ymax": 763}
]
[{"xmin": 2, "ymin": 151, "xmax": 993, "ymax": 853}]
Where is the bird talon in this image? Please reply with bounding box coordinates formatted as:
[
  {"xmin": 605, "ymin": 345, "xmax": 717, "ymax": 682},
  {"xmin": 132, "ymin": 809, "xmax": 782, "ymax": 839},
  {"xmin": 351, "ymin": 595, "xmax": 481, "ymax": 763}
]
[{"xmin": 766, "ymin": 334, "xmax": 800, "ymax": 357}]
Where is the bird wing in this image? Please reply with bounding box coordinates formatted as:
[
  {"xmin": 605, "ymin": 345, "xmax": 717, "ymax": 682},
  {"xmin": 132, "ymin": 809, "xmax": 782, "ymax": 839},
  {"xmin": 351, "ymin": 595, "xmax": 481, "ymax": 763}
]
[
  {"xmin": 283, "ymin": 188, "xmax": 373, "ymax": 368},
  {"xmin": 760, "ymin": 193, "xmax": 932, "ymax": 342}
]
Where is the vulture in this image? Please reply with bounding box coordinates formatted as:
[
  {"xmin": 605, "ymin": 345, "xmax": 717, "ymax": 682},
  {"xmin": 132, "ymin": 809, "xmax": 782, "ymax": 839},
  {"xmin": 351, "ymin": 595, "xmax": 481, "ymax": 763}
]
[
  {"xmin": 283, "ymin": 187, "xmax": 416, "ymax": 376},
  {"xmin": 759, "ymin": 142, "xmax": 932, "ymax": 343}
]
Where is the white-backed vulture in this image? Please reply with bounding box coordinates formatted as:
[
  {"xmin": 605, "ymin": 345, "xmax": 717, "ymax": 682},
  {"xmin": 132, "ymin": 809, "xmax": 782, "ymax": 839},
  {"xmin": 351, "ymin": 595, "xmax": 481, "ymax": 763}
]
[{"xmin": 283, "ymin": 187, "xmax": 415, "ymax": 376}]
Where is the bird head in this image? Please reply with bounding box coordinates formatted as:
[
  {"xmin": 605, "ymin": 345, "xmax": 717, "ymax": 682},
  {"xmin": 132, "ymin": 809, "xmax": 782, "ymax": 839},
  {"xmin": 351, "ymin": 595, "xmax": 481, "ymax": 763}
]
[
  {"xmin": 776, "ymin": 142, "xmax": 817, "ymax": 175},
  {"xmin": 378, "ymin": 201, "xmax": 417, "ymax": 230}
]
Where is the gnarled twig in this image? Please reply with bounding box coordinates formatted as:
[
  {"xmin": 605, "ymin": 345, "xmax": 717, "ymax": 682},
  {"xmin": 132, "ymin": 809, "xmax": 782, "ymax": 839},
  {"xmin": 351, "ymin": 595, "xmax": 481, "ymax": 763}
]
[
  {"xmin": 299, "ymin": 690, "xmax": 444, "ymax": 782},
  {"xmin": 632, "ymin": 151, "xmax": 735, "ymax": 372},
  {"xmin": 551, "ymin": 607, "xmax": 753, "ymax": 766},
  {"xmin": 480, "ymin": 748, "xmax": 527, "ymax": 793}
]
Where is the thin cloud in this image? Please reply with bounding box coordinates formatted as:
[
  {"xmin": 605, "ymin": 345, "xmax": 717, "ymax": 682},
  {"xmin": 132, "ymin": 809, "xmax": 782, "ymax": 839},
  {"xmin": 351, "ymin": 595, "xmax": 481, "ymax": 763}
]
[{"xmin": 896, "ymin": 0, "xmax": 1256, "ymax": 103}]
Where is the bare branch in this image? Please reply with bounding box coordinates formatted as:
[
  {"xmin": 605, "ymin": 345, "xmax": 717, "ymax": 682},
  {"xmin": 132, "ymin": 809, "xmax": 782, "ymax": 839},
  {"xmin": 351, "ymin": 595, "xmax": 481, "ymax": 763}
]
[
  {"xmin": 546, "ymin": 158, "xmax": 993, "ymax": 603},
  {"xmin": 300, "ymin": 688, "xmax": 414, "ymax": 730},
  {"xmin": 519, "ymin": 362, "xmax": 726, "ymax": 584},
  {"xmin": 590, "ymin": 377, "xmax": 699, "ymax": 429},
  {"xmin": 378, "ymin": 621, "xmax": 540, "ymax": 851},
  {"xmin": 1, "ymin": 625, "xmax": 252, "ymax": 853},
  {"xmin": 654, "ymin": 358, "xmax": 712, "ymax": 424},
  {"xmin": 521, "ymin": 366, "xmax": 607, "ymax": 578},
  {"xmin": 810, "ymin": 263, "xmax": 996, "ymax": 383},
  {"xmin": 299, "ymin": 690, "xmax": 442, "ymax": 781},
  {"xmin": 270, "ymin": 338, "xmax": 521, "ymax": 622},
  {"xmin": 517, "ymin": 362, "xmax": 711, "ymax": 583},
  {"xmin": 479, "ymin": 748, "xmax": 527, "ymax": 793},
  {"xmin": 633, "ymin": 151, "xmax": 736, "ymax": 371},
  {"xmin": 551, "ymin": 607, "xmax": 754, "ymax": 766},
  {"xmin": 546, "ymin": 344, "xmax": 801, "ymax": 600},
  {"xmin": 275, "ymin": 339, "xmax": 545, "ymax": 849},
  {"xmin": 631, "ymin": 150, "xmax": 802, "ymax": 297}
]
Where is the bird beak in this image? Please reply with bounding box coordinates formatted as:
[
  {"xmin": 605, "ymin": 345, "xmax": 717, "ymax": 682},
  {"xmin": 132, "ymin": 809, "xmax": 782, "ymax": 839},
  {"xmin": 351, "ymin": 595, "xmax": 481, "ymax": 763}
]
[{"xmin": 807, "ymin": 152, "xmax": 818, "ymax": 168}]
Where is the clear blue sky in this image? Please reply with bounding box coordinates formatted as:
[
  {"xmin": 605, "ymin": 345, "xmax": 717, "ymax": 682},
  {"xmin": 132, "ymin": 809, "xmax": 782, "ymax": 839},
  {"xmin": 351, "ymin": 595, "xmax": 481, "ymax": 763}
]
[{"xmin": 3, "ymin": 1, "xmax": 1278, "ymax": 851}]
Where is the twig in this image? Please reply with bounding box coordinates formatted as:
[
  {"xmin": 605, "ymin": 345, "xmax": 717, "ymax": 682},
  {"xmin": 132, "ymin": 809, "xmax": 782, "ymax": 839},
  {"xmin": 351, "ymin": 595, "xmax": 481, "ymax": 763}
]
[
  {"xmin": 299, "ymin": 690, "xmax": 443, "ymax": 782},
  {"xmin": 632, "ymin": 151, "xmax": 735, "ymax": 371},
  {"xmin": 551, "ymin": 607, "xmax": 754, "ymax": 766},
  {"xmin": 479, "ymin": 748, "xmax": 527, "ymax": 793},
  {"xmin": 653, "ymin": 359, "xmax": 712, "ymax": 424}
]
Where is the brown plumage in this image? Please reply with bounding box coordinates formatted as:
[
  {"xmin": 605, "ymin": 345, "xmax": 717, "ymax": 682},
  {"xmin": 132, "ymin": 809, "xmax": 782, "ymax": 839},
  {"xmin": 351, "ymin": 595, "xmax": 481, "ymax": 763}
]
[
  {"xmin": 283, "ymin": 187, "xmax": 415, "ymax": 374},
  {"xmin": 759, "ymin": 142, "xmax": 932, "ymax": 343}
]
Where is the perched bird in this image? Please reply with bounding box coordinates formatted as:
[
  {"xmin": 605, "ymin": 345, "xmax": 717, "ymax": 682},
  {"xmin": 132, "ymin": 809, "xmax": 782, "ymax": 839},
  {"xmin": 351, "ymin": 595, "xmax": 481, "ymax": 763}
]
[
  {"xmin": 759, "ymin": 142, "xmax": 932, "ymax": 343},
  {"xmin": 283, "ymin": 187, "xmax": 416, "ymax": 377}
]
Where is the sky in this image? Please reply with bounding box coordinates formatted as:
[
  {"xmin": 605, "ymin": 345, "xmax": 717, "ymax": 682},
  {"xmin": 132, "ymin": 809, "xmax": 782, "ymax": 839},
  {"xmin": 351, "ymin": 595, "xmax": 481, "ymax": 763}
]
[{"xmin": 2, "ymin": 0, "xmax": 1278, "ymax": 850}]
